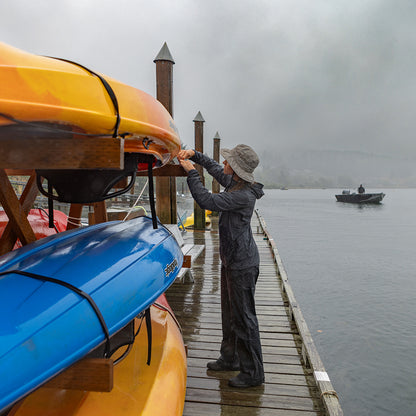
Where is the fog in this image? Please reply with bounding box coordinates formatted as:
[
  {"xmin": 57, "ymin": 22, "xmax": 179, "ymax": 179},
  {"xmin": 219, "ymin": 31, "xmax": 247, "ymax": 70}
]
[{"xmin": 1, "ymin": 0, "xmax": 415, "ymax": 186}]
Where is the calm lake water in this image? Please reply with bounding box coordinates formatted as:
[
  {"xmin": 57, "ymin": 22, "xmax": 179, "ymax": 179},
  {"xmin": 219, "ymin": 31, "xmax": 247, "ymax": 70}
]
[{"xmin": 256, "ymin": 188, "xmax": 416, "ymax": 416}]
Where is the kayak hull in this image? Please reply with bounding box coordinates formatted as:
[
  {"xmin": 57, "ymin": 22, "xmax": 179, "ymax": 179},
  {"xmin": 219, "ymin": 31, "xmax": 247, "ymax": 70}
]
[
  {"xmin": 0, "ymin": 217, "xmax": 183, "ymax": 412},
  {"xmin": 0, "ymin": 42, "xmax": 180, "ymax": 166},
  {"xmin": 9, "ymin": 301, "xmax": 187, "ymax": 416}
]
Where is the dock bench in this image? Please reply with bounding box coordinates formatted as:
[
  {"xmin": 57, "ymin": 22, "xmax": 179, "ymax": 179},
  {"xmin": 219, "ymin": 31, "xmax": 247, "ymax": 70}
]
[{"xmin": 165, "ymin": 224, "xmax": 205, "ymax": 283}]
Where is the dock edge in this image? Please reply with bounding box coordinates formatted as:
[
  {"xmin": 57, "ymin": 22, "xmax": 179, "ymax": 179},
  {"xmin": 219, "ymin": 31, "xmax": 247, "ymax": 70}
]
[{"xmin": 255, "ymin": 209, "xmax": 343, "ymax": 416}]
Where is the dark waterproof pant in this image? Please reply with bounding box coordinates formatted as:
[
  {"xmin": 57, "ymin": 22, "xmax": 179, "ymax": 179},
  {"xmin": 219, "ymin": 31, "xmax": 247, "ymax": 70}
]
[{"xmin": 219, "ymin": 265, "xmax": 264, "ymax": 382}]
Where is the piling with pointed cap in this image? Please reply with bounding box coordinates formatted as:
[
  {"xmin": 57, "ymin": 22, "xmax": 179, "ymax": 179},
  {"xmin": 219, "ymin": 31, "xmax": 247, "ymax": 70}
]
[
  {"xmin": 212, "ymin": 132, "xmax": 221, "ymax": 194},
  {"xmin": 193, "ymin": 111, "xmax": 206, "ymax": 230},
  {"xmin": 154, "ymin": 42, "xmax": 175, "ymax": 116},
  {"xmin": 154, "ymin": 42, "xmax": 177, "ymax": 224}
]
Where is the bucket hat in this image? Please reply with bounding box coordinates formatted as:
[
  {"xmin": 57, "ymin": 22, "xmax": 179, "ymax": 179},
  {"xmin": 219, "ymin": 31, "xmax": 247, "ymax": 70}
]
[{"xmin": 220, "ymin": 144, "xmax": 259, "ymax": 183}]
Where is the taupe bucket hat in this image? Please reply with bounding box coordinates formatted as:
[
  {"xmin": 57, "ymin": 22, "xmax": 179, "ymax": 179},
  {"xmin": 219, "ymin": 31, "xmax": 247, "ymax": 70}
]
[{"xmin": 220, "ymin": 144, "xmax": 259, "ymax": 183}]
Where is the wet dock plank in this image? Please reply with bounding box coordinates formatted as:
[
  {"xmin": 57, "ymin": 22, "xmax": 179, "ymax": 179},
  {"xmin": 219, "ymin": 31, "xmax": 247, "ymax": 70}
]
[{"xmin": 167, "ymin": 214, "xmax": 340, "ymax": 415}]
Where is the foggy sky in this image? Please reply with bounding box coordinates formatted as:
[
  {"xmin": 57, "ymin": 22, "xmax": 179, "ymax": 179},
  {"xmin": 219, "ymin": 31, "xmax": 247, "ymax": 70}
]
[{"xmin": 1, "ymin": 0, "xmax": 416, "ymax": 160}]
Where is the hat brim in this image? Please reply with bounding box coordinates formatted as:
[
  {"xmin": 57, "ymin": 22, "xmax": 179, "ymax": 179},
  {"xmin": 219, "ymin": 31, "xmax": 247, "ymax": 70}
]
[
  {"xmin": 220, "ymin": 148, "xmax": 255, "ymax": 183},
  {"xmin": 220, "ymin": 148, "xmax": 232, "ymax": 160}
]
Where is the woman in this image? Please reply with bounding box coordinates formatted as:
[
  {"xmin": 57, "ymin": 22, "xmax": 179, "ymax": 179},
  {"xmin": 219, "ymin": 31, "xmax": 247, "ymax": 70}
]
[{"xmin": 177, "ymin": 144, "xmax": 265, "ymax": 388}]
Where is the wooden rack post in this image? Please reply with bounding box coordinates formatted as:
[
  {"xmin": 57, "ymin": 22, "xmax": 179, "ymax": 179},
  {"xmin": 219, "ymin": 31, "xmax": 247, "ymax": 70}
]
[
  {"xmin": 154, "ymin": 43, "xmax": 177, "ymax": 224},
  {"xmin": 0, "ymin": 170, "xmax": 37, "ymax": 254}
]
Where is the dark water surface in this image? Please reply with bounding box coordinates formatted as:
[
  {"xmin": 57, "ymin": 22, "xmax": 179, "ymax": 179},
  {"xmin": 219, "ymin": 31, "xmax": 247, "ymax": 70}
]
[{"xmin": 256, "ymin": 188, "xmax": 416, "ymax": 416}]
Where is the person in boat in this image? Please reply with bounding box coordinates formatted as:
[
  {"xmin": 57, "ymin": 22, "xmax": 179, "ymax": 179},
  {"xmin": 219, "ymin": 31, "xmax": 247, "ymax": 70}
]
[
  {"xmin": 178, "ymin": 144, "xmax": 265, "ymax": 388},
  {"xmin": 358, "ymin": 184, "xmax": 365, "ymax": 194}
]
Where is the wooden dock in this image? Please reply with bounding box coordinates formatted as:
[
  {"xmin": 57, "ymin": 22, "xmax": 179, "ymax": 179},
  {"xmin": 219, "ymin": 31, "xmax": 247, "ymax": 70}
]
[{"xmin": 166, "ymin": 212, "xmax": 343, "ymax": 416}]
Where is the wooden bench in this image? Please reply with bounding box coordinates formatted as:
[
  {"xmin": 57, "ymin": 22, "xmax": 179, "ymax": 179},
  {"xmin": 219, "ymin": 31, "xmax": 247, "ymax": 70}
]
[{"xmin": 165, "ymin": 225, "xmax": 204, "ymax": 283}]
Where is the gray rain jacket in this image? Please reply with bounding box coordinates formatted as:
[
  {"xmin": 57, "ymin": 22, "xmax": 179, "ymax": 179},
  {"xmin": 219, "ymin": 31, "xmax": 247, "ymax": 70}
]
[{"xmin": 187, "ymin": 151, "xmax": 264, "ymax": 270}]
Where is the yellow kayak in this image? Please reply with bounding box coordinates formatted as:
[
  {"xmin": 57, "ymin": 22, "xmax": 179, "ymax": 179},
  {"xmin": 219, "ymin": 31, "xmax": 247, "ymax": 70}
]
[
  {"xmin": 9, "ymin": 301, "xmax": 187, "ymax": 416},
  {"xmin": 182, "ymin": 210, "xmax": 212, "ymax": 228},
  {"xmin": 0, "ymin": 41, "xmax": 180, "ymax": 166}
]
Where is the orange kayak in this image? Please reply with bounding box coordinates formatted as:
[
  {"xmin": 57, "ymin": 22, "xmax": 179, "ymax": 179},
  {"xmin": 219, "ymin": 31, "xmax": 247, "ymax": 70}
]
[
  {"xmin": 0, "ymin": 42, "xmax": 180, "ymax": 166},
  {"xmin": 9, "ymin": 298, "xmax": 187, "ymax": 416}
]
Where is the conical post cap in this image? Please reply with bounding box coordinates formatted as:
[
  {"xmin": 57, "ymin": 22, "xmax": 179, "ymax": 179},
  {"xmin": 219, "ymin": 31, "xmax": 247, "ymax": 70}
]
[
  {"xmin": 154, "ymin": 42, "xmax": 175, "ymax": 63},
  {"xmin": 193, "ymin": 111, "xmax": 205, "ymax": 122}
]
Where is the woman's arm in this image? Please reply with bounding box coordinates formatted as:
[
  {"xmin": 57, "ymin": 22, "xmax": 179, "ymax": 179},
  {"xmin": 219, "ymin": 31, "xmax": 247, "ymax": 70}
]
[
  {"xmin": 190, "ymin": 151, "xmax": 232, "ymax": 188},
  {"xmin": 186, "ymin": 170, "xmax": 248, "ymax": 212}
]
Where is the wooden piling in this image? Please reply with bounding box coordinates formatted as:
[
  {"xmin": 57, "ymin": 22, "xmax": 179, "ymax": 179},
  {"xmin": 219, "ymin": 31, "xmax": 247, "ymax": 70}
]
[
  {"xmin": 212, "ymin": 132, "xmax": 221, "ymax": 194},
  {"xmin": 154, "ymin": 43, "xmax": 177, "ymax": 224},
  {"xmin": 193, "ymin": 111, "xmax": 206, "ymax": 230}
]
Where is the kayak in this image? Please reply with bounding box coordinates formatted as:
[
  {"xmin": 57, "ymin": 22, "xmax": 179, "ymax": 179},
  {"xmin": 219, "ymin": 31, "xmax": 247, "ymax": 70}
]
[
  {"xmin": 0, "ymin": 216, "xmax": 183, "ymax": 413},
  {"xmin": 0, "ymin": 209, "xmax": 67, "ymax": 249},
  {"xmin": 0, "ymin": 41, "xmax": 181, "ymax": 203},
  {"xmin": 8, "ymin": 295, "xmax": 187, "ymax": 416},
  {"xmin": 0, "ymin": 41, "xmax": 180, "ymax": 166},
  {"xmin": 181, "ymin": 210, "xmax": 212, "ymax": 229}
]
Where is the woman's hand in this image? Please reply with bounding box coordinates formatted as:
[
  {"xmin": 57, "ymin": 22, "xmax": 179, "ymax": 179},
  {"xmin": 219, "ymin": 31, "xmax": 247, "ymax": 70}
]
[
  {"xmin": 179, "ymin": 158, "xmax": 196, "ymax": 173},
  {"xmin": 177, "ymin": 149, "xmax": 195, "ymax": 160}
]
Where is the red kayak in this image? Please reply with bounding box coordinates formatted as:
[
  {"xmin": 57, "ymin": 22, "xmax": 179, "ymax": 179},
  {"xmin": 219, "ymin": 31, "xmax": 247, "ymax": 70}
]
[{"xmin": 0, "ymin": 209, "xmax": 67, "ymax": 249}]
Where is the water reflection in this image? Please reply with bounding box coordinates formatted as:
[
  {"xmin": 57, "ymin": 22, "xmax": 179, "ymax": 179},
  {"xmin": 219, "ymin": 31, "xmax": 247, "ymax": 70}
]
[
  {"xmin": 335, "ymin": 201, "xmax": 385, "ymax": 212},
  {"xmin": 219, "ymin": 379, "xmax": 264, "ymax": 415}
]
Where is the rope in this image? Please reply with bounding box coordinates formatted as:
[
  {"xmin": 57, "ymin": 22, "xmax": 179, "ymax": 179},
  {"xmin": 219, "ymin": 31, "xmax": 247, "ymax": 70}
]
[
  {"xmin": 67, "ymin": 216, "xmax": 82, "ymax": 221},
  {"xmin": 320, "ymin": 390, "xmax": 339, "ymax": 400},
  {"xmin": 66, "ymin": 219, "xmax": 84, "ymax": 228},
  {"xmin": 122, "ymin": 179, "xmax": 149, "ymax": 222},
  {"xmin": 153, "ymin": 301, "xmax": 183, "ymax": 334}
]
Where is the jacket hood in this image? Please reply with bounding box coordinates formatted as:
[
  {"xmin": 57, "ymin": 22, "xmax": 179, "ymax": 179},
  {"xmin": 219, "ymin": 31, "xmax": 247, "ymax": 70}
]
[{"xmin": 251, "ymin": 182, "xmax": 264, "ymax": 200}]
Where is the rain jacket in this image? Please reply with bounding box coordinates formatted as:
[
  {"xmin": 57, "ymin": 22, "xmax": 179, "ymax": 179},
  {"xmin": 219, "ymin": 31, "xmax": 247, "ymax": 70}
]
[{"xmin": 188, "ymin": 151, "xmax": 264, "ymax": 270}]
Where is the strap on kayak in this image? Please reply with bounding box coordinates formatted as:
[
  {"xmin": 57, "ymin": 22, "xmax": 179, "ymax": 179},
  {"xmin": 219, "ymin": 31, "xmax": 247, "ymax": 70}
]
[
  {"xmin": 47, "ymin": 182, "xmax": 54, "ymax": 229},
  {"xmin": 147, "ymin": 157, "xmax": 158, "ymax": 229},
  {"xmin": 0, "ymin": 270, "xmax": 111, "ymax": 358},
  {"xmin": 144, "ymin": 307, "xmax": 152, "ymax": 366},
  {"xmin": 39, "ymin": 208, "xmax": 59, "ymax": 233},
  {"xmin": 47, "ymin": 57, "xmax": 121, "ymax": 138},
  {"xmin": 108, "ymin": 310, "xmax": 152, "ymax": 366}
]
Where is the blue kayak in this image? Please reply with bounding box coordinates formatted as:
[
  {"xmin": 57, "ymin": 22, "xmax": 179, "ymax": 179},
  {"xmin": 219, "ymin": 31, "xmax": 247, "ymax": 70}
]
[{"xmin": 0, "ymin": 216, "xmax": 183, "ymax": 413}]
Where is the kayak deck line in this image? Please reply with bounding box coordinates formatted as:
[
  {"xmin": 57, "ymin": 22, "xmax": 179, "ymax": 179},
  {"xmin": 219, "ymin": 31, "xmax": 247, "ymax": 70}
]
[{"xmin": 167, "ymin": 212, "xmax": 343, "ymax": 416}]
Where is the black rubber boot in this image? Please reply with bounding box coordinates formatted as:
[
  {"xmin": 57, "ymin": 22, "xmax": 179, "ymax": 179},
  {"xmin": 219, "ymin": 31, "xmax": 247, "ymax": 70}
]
[
  {"xmin": 228, "ymin": 372, "xmax": 264, "ymax": 388},
  {"xmin": 207, "ymin": 359, "xmax": 240, "ymax": 371}
]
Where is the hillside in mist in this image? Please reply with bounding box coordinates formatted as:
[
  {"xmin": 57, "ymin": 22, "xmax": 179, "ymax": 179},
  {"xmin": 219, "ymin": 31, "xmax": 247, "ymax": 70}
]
[{"xmin": 256, "ymin": 150, "xmax": 416, "ymax": 189}]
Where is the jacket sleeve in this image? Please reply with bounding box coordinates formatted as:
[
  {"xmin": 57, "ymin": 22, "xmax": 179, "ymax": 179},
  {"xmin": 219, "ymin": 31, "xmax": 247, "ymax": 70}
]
[
  {"xmin": 187, "ymin": 170, "xmax": 248, "ymax": 212},
  {"xmin": 191, "ymin": 151, "xmax": 232, "ymax": 188}
]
